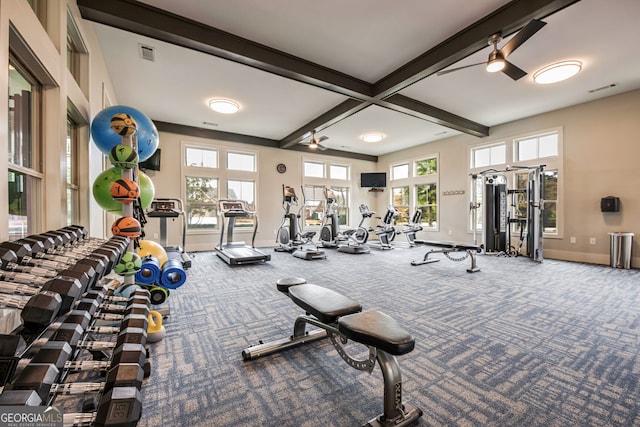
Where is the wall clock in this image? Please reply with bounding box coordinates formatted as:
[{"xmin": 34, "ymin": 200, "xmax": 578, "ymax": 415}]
[{"xmin": 276, "ymin": 163, "xmax": 287, "ymax": 174}]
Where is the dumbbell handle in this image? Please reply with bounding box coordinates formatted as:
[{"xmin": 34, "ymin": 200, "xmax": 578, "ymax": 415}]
[
  {"xmin": 63, "ymin": 413, "xmax": 96, "ymax": 427},
  {"xmin": 0, "ymin": 280, "xmax": 38, "ymax": 296},
  {"xmin": 0, "ymin": 270, "xmax": 48, "ymax": 285},
  {"xmin": 0, "ymin": 293, "xmax": 30, "ymax": 309},
  {"xmin": 64, "ymin": 360, "xmax": 111, "ymax": 372},
  {"xmin": 50, "ymin": 381, "xmax": 104, "ymax": 395},
  {"xmin": 21, "ymin": 255, "xmax": 73, "ymax": 271},
  {"xmin": 4, "ymin": 262, "xmax": 58, "ymax": 278}
]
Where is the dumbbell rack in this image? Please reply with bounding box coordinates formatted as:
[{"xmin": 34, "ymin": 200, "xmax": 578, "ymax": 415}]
[{"xmin": 0, "ymin": 227, "xmax": 151, "ymax": 427}]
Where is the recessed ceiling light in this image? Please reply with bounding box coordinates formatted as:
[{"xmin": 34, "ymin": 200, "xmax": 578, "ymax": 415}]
[
  {"xmin": 360, "ymin": 132, "xmax": 385, "ymax": 143},
  {"xmin": 533, "ymin": 61, "xmax": 582, "ymax": 84},
  {"xmin": 208, "ymin": 98, "xmax": 240, "ymax": 114}
]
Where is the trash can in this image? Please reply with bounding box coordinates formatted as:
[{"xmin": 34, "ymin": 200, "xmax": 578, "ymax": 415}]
[{"xmin": 609, "ymin": 232, "xmax": 634, "ymax": 269}]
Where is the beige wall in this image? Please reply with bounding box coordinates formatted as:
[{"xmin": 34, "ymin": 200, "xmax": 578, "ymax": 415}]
[
  {"xmin": 378, "ymin": 89, "xmax": 640, "ymax": 266},
  {"xmin": 142, "ymin": 132, "xmax": 379, "ymax": 251}
]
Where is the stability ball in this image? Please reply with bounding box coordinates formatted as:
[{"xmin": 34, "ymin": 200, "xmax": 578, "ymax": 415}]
[
  {"xmin": 92, "ymin": 167, "xmax": 155, "ymax": 214},
  {"xmin": 91, "ymin": 105, "xmax": 159, "ymax": 162},
  {"xmin": 137, "ymin": 240, "xmax": 168, "ymax": 267}
]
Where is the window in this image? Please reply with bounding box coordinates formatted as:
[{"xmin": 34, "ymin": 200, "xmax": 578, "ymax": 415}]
[
  {"xmin": 304, "ymin": 161, "xmax": 324, "ymax": 178},
  {"xmin": 469, "ymin": 129, "xmax": 562, "ymax": 237},
  {"xmin": 227, "ymin": 151, "xmax": 255, "ymax": 172},
  {"xmin": 182, "ymin": 143, "xmax": 258, "ymax": 233},
  {"xmin": 66, "ymin": 116, "xmax": 79, "ymax": 225},
  {"xmin": 416, "ymin": 158, "xmax": 437, "ymax": 176},
  {"xmin": 416, "ymin": 183, "xmax": 437, "ymax": 227},
  {"xmin": 392, "ymin": 186, "xmax": 410, "ymax": 225},
  {"xmin": 226, "ymin": 179, "xmax": 256, "ymax": 228},
  {"xmin": 389, "ymin": 156, "xmax": 438, "ymax": 229},
  {"xmin": 329, "ymin": 186, "xmax": 349, "ymax": 226},
  {"xmin": 186, "ymin": 147, "xmax": 217, "ymax": 168},
  {"xmin": 516, "ymin": 133, "xmax": 558, "ymax": 161},
  {"xmin": 330, "ymin": 164, "xmax": 348, "ymax": 180},
  {"xmin": 302, "ymin": 185, "xmax": 324, "ymax": 227},
  {"xmin": 471, "ymin": 143, "xmax": 506, "ymax": 168},
  {"xmin": 391, "ymin": 163, "xmax": 409, "ymax": 180},
  {"xmin": 185, "ymin": 176, "xmax": 218, "ymax": 230},
  {"xmin": 8, "ymin": 58, "xmax": 42, "ymax": 240},
  {"xmin": 66, "ymin": 11, "xmax": 88, "ymax": 93}
]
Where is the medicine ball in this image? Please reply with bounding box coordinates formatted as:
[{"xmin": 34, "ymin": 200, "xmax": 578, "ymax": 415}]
[
  {"xmin": 109, "ymin": 144, "xmax": 138, "ymax": 169},
  {"xmin": 113, "ymin": 252, "xmax": 142, "ymax": 276},
  {"xmin": 110, "ymin": 113, "xmax": 137, "ymax": 136},
  {"xmin": 110, "ymin": 179, "xmax": 140, "ymax": 203},
  {"xmin": 111, "ymin": 216, "xmax": 141, "ymax": 238}
]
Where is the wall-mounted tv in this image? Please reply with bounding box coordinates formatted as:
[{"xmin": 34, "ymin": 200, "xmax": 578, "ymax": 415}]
[
  {"xmin": 139, "ymin": 148, "xmax": 161, "ymax": 171},
  {"xmin": 360, "ymin": 172, "xmax": 387, "ymax": 188}
]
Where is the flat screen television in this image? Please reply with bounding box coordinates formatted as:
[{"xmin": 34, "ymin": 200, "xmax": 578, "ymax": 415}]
[
  {"xmin": 139, "ymin": 148, "xmax": 161, "ymax": 171},
  {"xmin": 360, "ymin": 172, "xmax": 387, "ymax": 188}
]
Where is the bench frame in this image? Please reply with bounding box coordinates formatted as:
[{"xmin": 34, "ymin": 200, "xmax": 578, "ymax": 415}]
[{"xmin": 242, "ymin": 285, "xmax": 422, "ymax": 427}]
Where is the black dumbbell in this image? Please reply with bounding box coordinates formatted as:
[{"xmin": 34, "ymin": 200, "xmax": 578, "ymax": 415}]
[
  {"xmin": 0, "ymin": 275, "xmax": 83, "ymax": 315},
  {"xmin": 0, "ymin": 291, "xmax": 63, "ymax": 329},
  {"xmin": 0, "ymin": 386, "xmax": 143, "ymax": 427}
]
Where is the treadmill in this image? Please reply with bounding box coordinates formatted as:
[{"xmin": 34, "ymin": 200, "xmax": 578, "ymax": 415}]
[
  {"xmin": 216, "ymin": 200, "xmax": 271, "ymax": 265},
  {"xmin": 146, "ymin": 198, "xmax": 192, "ymax": 269}
]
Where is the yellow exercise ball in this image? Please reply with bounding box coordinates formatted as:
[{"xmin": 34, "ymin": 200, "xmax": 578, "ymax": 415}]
[{"xmin": 137, "ymin": 240, "xmax": 168, "ymax": 267}]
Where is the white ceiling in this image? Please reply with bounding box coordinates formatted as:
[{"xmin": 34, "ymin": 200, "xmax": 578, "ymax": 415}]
[{"xmin": 84, "ymin": 0, "xmax": 640, "ymax": 158}]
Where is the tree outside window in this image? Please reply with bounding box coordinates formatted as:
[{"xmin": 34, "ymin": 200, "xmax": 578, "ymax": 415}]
[
  {"xmin": 186, "ymin": 176, "xmax": 218, "ymax": 229},
  {"xmin": 392, "ymin": 186, "xmax": 409, "ymax": 225}
]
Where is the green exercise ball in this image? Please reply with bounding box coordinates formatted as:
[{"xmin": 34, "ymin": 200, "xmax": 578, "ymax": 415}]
[{"xmin": 93, "ymin": 167, "xmax": 155, "ymax": 213}]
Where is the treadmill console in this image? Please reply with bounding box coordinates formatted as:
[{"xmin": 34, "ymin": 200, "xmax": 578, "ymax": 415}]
[
  {"xmin": 219, "ymin": 200, "xmax": 251, "ymax": 217},
  {"xmin": 147, "ymin": 200, "xmax": 180, "ymax": 217}
]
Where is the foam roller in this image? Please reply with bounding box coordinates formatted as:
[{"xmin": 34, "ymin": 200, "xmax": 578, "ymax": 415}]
[{"xmin": 159, "ymin": 259, "xmax": 186, "ymax": 290}]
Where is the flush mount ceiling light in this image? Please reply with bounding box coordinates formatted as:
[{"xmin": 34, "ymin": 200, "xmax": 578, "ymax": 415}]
[
  {"xmin": 533, "ymin": 60, "xmax": 582, "ymax": 84},
  {"xmin": 208, "ymin": 98, "xmax": 240, "ymax": 114},
  {"xmin": 360, "ymin": 132, "xmax": 385, "ymax": 143}
]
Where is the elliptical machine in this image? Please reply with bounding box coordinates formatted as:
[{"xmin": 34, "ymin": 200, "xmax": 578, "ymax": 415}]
[
  {"xmin": 275, "ymin": 185, "xmax": 326, "ymax": 260},
  {"xmin": 319, "ymin": 187, "xmax": 348, "ymax": 248}
]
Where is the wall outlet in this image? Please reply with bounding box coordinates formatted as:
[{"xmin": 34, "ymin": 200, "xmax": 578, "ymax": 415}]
[
  {"xmin": 570, "ymin": 236, "xmax": 576, "ymax": 244},
  {"xmin": 589, "ymin": 237, "xmax": 596, "ymax": 245}
]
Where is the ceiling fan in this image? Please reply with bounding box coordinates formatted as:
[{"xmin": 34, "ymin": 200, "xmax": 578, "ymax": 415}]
[
  {"xmin": 300, "ymin": 130, "xmax": 329, "ymax": 151},
  {"xmin": 437, "ymin": 19, "xmax": 547, "ymax": 81}
]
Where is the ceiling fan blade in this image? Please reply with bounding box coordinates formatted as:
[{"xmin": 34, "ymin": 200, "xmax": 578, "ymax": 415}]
[
  {"xmin": 501, "ymin": 60, "xmax": 527, "ymax": 81},
  {"xmin": 299, "ymin": 141, "xmax": 310, "ymax": 146},
  {"xmin": 499, "ymin": 19, "xmax": 546, "ymax": 58},
  {"xmin": 317, "ymin": 135, "xmax": 329, "ymax": 143},
  {"xmin": 436, "ymin": 62, "xmax": 486, "ymax": 76},
  {"xmin": 317, "ymin": 144, "xmax": 328, "ymax": 151}
]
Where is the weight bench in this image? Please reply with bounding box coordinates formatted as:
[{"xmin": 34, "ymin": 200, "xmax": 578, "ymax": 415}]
[
  {"xmin": 411, "ymin": 240, "xmax": 482, "ymax": 273},
  {"xmin": 242, "ymin": 278, "xmax": 422, "ymax": 427}
]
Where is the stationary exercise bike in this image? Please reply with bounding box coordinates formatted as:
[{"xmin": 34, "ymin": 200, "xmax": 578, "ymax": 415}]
[
  {"xmin": 319, "ymin": 188, "xmax": 369, "ymax": 254},
  {"xmin": 361, "ymin": 204, "xmax": 398, "ymax": 250},
  {"xmin": 400, "ymin": 209, "xmax": 423, "ymax": 246},
  {"xmin": 275, "ymin": 185, "xmax": 326, "ymax": 260}
]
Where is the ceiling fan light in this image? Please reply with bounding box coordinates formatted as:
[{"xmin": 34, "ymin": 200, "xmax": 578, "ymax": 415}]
[
  {"xmin": 533, "ymin": 60, "xmax": 582, "ymax": 84},
  {"xmin": 360, "ymin": 132, "xmax": 385, "ymax": 143},
  {"xmin": 309, "ymin": 141, "xmax": 318, "ymax": 149},
  {"xmin": 486, "ymin": 51, "xmax": 505, "ymax": 73},
  {"xmin": 208, "ymin": 98, "xmax": 240, "ymax": 114}
]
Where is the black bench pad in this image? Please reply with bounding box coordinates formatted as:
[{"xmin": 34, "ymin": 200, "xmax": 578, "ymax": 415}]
[
  {"xmin": 288, "ymin": 284, "xmax": 362, "ymax": 324},
  {"xmin": 338, "ymin": 311, "xmax": 415, "ymax": 356}
]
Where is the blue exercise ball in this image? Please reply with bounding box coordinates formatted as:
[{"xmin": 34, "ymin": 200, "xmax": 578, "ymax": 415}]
[{"xmin": 91, "ymin": 105, "xmax": 159, "ymax": 162}]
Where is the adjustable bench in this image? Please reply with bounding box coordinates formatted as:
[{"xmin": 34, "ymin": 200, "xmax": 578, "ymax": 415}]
[
  {"xmin": 242, "ymin": 278, "xmax": 422, "ymax": 427},
  {"xmin": 411, "ymin": 240, "xmax": 482, "ymax": 273}
]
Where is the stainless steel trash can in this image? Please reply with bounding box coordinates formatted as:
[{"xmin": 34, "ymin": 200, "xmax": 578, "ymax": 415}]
[{"xmin": 609, "ymin": 232, "xmax": 634, "ymax": 269}]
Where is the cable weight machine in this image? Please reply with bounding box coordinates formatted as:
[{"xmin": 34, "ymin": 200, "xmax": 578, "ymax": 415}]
[{"xmin": 471, "ymin": 165, "xmax": 545, "ymax": 262}]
